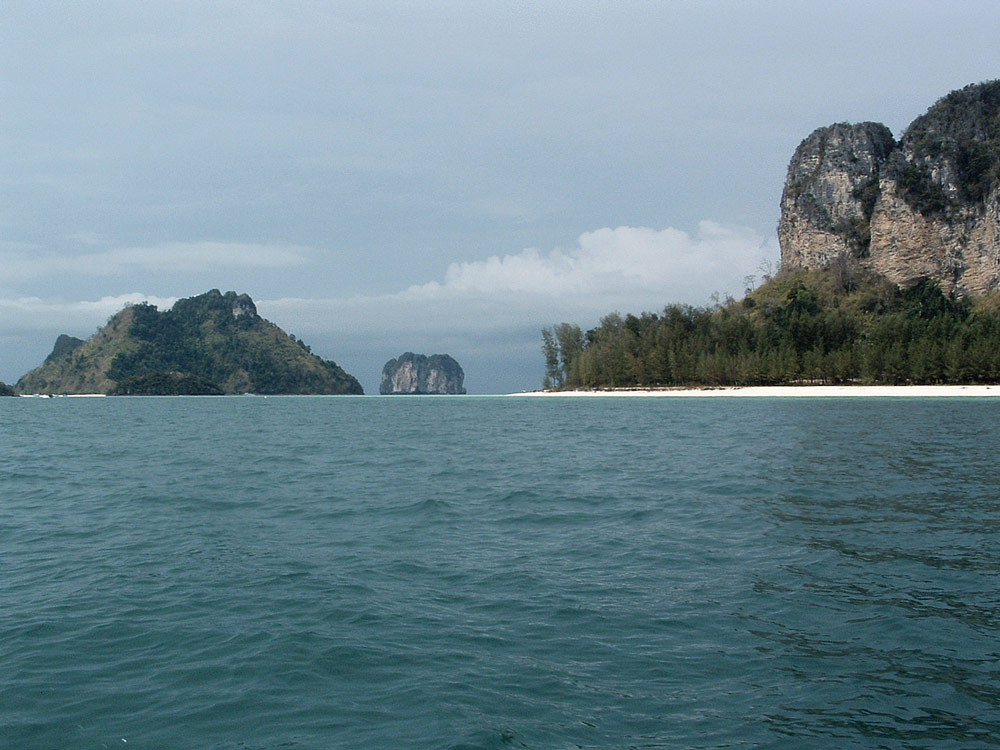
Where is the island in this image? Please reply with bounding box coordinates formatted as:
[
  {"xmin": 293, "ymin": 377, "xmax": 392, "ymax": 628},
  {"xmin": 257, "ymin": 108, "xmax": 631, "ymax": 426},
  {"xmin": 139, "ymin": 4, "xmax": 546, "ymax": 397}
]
[
  {"xmin": 541, "ymin": 81, "xmax": 1000, "ymax": 390},
  {"xmin": 380, "ymin": 353, "xmax": 466, "ymax": 394},
  {"xmin": 15, "ymin": 289, "xmax": 363, "ymax": 396}
]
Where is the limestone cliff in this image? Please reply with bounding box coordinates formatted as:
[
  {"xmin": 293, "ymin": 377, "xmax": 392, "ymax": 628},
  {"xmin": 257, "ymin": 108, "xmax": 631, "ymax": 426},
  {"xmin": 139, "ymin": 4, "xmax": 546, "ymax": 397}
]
[
  {"xmin": 780, "ymin": 81, "xmax": 1000, "ymax": 296},
  {"xmin": 380, "ymin": 353, "xmax": 466, "ymax": 395},
  {"xmin": 778, "ymin": 122, "xmax": 896, "ymax": 268}
]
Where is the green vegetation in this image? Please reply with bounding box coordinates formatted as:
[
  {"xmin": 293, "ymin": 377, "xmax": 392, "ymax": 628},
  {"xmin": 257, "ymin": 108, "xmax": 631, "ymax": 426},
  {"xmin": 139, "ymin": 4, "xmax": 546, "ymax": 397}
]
[
  {"xmin": 541, "ymin": 265, "xmax": 1000, "ymax": 389},
  {"xmin": 890, "ymin": 158, "xmax": 950, "ymax": 216},
  {"xmin": 841, "ymin": 176, "xmax": 883, "ymax": 257},
  {"xmin": 108, "ymin": 372, "xmax": 225, "ymax": 396},
  {"xmin": 105, "ymin": 292, "xmax": 362, "ymax": 395},
  {"xmin": 44, "ymin": 334, "xmax": 84, "ymax": 364},
  {"xmin": 16, "ymin": 289, "xmax": 363, "ymax": 395},
  {"xmin": 896, "ymin": 80, "xmax": 1000, "ymax": 215},
  {"xmin": 0, "ymin": 381, "xmax": 15, "ymax": 397},
  {"xmin": 957, "ymin": 139, "xmax": 996, "ymax": 202},
  {"xmin": 890, "ymin": 156, "xmax": 950, "ymax": 216}
]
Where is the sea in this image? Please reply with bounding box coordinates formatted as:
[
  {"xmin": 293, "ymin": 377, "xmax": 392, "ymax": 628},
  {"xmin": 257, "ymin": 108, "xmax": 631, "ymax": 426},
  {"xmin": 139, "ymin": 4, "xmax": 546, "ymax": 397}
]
[{"xmin": 2, "ymin": 395, "xmax": 999, "ymax": 749}]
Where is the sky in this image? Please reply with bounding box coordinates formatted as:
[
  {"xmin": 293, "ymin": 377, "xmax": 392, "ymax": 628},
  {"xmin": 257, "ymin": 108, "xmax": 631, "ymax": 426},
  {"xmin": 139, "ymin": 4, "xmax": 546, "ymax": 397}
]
[{"xmin": 3, "ymin": 1, "xmax": 1000, "ymax": 393}]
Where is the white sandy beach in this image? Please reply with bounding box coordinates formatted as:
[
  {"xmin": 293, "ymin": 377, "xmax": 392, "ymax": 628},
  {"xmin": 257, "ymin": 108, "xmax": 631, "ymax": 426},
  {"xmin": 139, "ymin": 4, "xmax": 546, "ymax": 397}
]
[{"xmin": 512, "ymin": 385, "xmax": 1000, "ymax": 398}]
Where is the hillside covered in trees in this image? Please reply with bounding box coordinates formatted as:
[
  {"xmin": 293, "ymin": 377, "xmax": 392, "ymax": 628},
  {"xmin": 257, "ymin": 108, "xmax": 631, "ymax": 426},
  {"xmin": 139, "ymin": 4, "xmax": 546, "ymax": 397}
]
[
  {"xmin": 541, "ymin": 264, "xmax": 1000, "ymax": 389},
  {"xmin": 16, "ymin": 289, "xmax": 363, "ymax": 395}
]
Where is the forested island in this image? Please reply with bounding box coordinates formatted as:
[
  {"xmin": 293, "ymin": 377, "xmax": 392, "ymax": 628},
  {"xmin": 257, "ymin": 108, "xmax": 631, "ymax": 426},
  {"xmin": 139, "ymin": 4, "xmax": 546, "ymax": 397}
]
[
  {"xmin": 15, "ymin": 289, "xmax": 362, "ymax": 396},
  {"xmin": 542, "ymin": 81, "xmax": 1000, "ymax": 390}
]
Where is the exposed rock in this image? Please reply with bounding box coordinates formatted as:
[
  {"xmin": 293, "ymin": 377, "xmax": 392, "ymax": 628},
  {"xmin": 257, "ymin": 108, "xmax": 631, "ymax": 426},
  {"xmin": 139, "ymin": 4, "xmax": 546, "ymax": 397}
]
[
  {"xmin": 779, "ymin": 81, "xmax": 1000, "ymax": 296},
  {"xmin": 15, "ymin": 289, "xmax": 363, "ymax": 395},
  {"xmin": 45, "ymin": 334, "xmax": 85, "ymax": 364},
  {"xmin": 778, "ymin": 122, "xmax": 896, "ymax": 268},
  {"xmin": 230, "ymin": 294, "xmax": 257, "ymax": 319},
  {"xmin": 380, "ymin": 353, "xmax": 466, "ymax": 394}
]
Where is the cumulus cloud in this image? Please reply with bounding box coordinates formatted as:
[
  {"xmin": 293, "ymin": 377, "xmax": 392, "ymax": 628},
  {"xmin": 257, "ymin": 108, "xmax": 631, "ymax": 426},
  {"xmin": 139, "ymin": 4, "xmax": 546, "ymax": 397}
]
[
  {"xmin": 262, "ymin": 222, "xmax": 776, "ymax": 337},
  {"xmin": 408, "ymin": 222, "xmax": 764, "ymax": 298},
  {"xmin": 0, "ymin": 241, "xmax": 310, "ymax": 280}
]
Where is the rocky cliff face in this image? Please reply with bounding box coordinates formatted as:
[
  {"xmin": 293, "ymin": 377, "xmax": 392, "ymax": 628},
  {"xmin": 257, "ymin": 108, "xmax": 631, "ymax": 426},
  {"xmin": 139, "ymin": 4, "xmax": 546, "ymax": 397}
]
[
  {"xmin": 380, "ymin": 353, "xmax": 466, "ymax": 395},
  {"xmin": 779, "ymin": 82, "xmax": 1000, "ymax": 296},
  {"xmin": 778, "ymin": 122, "xmax": 896, "ymax": 268}
]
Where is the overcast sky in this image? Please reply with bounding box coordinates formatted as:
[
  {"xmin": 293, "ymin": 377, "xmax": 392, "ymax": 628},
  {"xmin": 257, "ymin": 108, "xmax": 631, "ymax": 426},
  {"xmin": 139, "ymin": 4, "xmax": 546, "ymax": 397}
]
[{"xmin": 3, "ymin": 1, "xmax": 999, "ymax": 393}]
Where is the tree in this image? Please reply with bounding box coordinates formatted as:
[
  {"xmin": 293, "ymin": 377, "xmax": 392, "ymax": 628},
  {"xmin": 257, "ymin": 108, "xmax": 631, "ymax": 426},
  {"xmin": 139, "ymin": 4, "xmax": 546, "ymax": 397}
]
[
  {"xmin": 539, "ymin": 265, "xmax": 1000, "ymax": 389},
  {"xmin": 554, "ymin": 322, "xmax": 585, "ymax": 386},
  {"xmin": 541, "ymin": 327, "xmax": 563, "ymax": 389}
]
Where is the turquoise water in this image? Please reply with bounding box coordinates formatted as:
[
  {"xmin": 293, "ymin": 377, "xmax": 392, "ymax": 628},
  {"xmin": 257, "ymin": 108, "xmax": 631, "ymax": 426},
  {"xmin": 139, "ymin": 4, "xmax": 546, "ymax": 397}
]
[{"xmin": 2, "ymin": 396, "xmax": 999, "ymax": 749}]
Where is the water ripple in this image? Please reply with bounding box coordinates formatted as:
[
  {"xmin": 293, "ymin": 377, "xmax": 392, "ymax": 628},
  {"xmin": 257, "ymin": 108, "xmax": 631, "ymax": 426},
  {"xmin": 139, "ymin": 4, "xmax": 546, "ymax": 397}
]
[{"xmin": 2, "ymin": 397, "xmax": 1000, "ymax": 747}]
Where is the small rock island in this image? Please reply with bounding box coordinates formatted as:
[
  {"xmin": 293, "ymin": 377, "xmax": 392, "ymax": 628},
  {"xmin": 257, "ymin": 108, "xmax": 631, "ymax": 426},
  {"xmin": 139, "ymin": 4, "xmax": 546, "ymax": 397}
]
[{"xmin": 380, "ymin": 353, "xmax": 466, "ymax": 395}]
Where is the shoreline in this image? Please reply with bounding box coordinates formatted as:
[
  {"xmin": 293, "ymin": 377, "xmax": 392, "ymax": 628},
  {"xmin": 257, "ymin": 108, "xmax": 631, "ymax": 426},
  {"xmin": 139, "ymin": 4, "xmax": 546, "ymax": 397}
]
[{"xmin": 510, "ymin": 385, "xmax": 1000, "ymax": 398}]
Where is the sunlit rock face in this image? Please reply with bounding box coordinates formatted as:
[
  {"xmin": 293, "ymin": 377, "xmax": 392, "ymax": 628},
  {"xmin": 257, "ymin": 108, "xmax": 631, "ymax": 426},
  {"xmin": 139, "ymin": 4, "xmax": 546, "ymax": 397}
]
[
  {"xmin": 779, "ymin": 82, "xmax": 1000, "ymax": 296},
  {"xmin": 778, "ymin": 122, "xmax": 896, "ymax": 270},
  {"xmin": 380, "ymin": 353, "xmax": 466, "ymax": 395}
]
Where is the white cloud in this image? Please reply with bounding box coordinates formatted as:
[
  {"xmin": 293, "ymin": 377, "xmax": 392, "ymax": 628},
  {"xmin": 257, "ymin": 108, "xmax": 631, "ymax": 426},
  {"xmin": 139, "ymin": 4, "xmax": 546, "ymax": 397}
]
[
  {"xmin": 0, "ymin": 241, "xmax": 310, "ymax": 280},
  {"xmin": 406, "ymin": 222, "xmax": 764, "ymax": 299},
  {"xmin": 0, "ymin": 294, "xmax": 178, "ymax": 332},
  {"xmin": 261, "ymin": 222, "xmax": 776, "ymax": 338}
]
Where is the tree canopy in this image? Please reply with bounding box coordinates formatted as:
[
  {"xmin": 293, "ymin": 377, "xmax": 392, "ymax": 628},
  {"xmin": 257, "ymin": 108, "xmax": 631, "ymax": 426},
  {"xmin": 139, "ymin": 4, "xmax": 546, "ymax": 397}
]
[{"xmin": 541, "ymin": 265, "xmax": 1000, "ymax": 389}]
